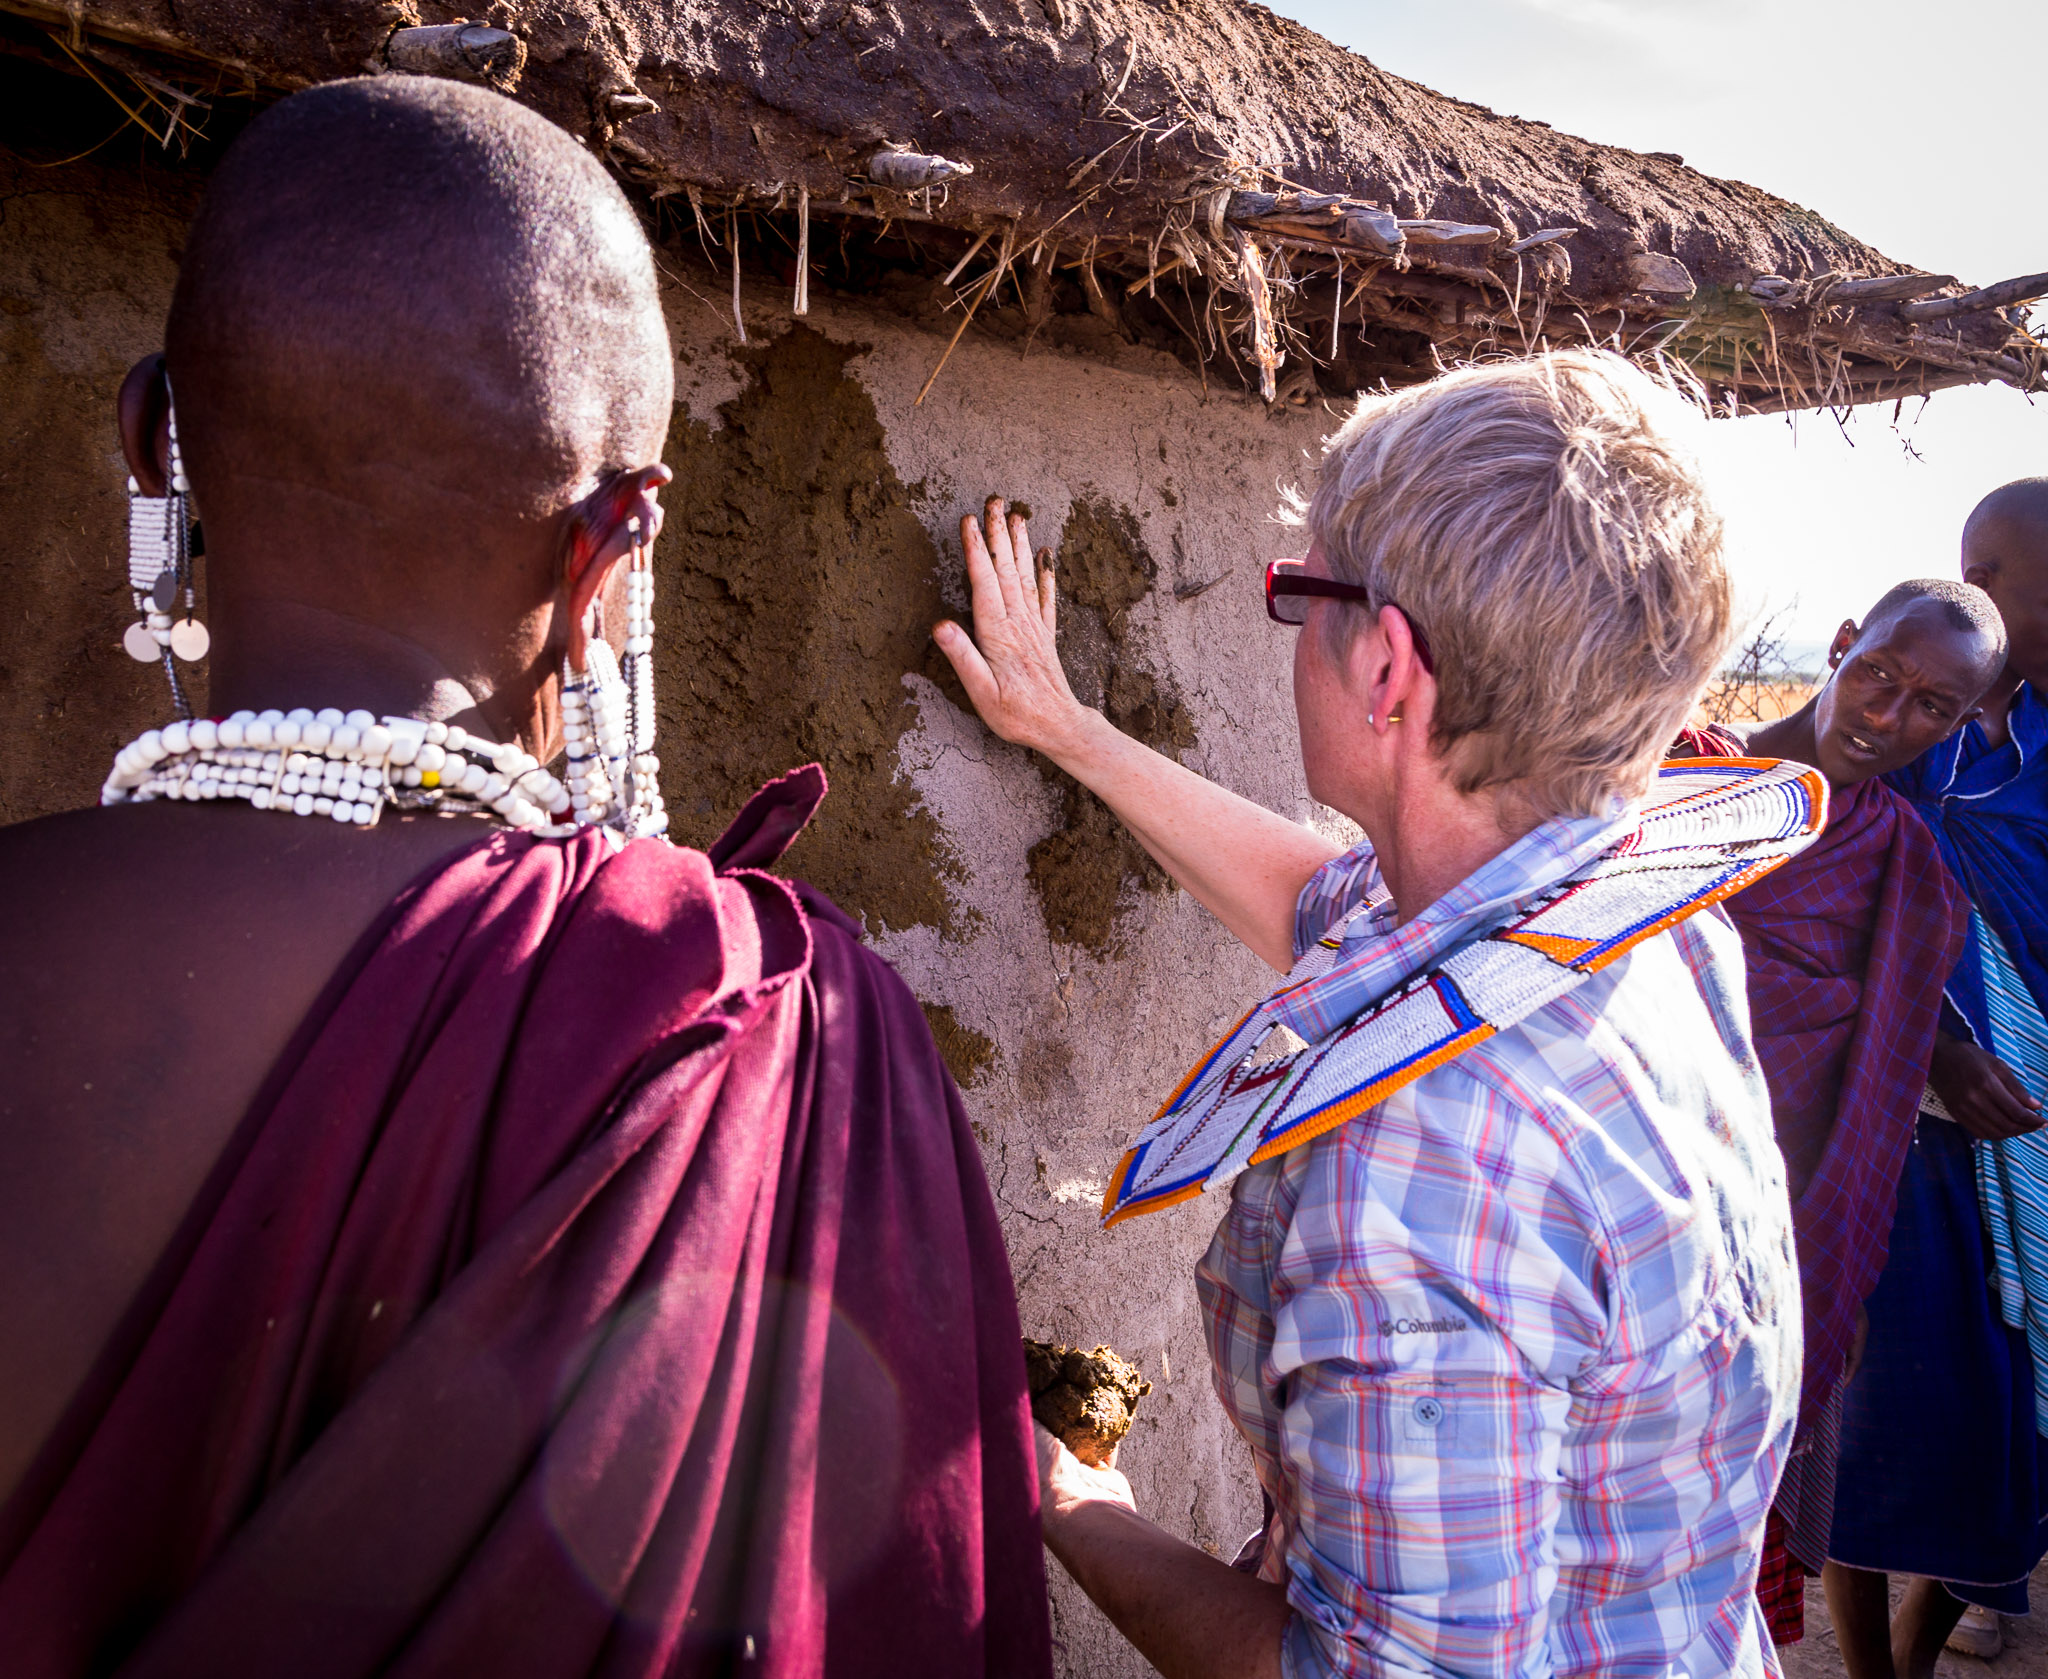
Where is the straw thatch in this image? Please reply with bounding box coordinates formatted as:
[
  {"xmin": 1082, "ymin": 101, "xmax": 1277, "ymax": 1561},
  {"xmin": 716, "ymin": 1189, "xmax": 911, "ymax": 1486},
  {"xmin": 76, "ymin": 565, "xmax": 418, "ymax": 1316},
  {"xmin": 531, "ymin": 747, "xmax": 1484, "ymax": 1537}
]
[{"xmin": 6, "ymin": 0, "xmax": 2044, "ymax": 413}]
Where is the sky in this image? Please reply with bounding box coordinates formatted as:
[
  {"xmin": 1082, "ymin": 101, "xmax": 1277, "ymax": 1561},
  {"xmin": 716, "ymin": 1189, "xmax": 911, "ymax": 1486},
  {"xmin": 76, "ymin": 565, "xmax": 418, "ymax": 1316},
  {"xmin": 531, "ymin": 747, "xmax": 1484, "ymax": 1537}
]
[{"xmin": 1262, "ymin": 0, "xmax": 2048, "ymax": 663}]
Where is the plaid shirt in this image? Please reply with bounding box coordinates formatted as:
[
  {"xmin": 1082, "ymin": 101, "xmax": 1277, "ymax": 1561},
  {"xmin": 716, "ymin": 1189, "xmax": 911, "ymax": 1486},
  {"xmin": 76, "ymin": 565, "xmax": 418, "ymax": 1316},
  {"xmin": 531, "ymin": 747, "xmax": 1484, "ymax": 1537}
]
[{"xmin": 1198, "ymin": 834, "xmax": 1798, "ymax": 1679}]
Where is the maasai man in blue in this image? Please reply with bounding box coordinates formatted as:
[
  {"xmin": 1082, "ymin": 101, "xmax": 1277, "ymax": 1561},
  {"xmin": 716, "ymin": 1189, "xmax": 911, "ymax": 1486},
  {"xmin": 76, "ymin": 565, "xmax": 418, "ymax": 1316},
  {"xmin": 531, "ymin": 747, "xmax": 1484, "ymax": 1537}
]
[{"xmin": 1832, "ymin": 478, "xmax": 2048, "ymax": 1673}]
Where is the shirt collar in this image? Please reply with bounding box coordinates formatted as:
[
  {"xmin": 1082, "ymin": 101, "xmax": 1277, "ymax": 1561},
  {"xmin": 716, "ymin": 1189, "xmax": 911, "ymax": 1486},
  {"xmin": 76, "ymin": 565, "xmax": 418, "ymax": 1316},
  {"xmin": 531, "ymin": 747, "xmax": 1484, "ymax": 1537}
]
[{"xmin": 1271, "ymin": 806, "xmax": 1631, "ymax": 1044}]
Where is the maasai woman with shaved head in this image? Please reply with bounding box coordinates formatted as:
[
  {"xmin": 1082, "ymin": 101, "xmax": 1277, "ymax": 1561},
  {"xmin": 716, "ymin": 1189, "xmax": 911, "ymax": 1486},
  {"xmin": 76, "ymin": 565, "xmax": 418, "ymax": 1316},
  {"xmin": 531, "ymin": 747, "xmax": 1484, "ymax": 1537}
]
[
  {"xmin": 936, "ymin": 352, "xmax": 1824, "ymax": 1678},
  {"xmin": 0, "ymin": 77, "xmax": 1050, "ymax": 1677}
]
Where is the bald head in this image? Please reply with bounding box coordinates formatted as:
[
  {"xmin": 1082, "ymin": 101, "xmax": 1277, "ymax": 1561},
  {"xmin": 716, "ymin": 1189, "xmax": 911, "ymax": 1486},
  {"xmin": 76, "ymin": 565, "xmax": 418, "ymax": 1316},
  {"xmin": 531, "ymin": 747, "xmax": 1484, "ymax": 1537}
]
[
  {"xmin": 1962, "ymin": 477, "xmax": 2048, "ymax": 566},
  {"xmin": 1856, "ymin": 577, "xmax": 2006, "ymax": 687},
  {"xmin": 1961, "ymin": 478, "xmax": 2048, "ymax": 692},
  {"xmin": 165, "ymin": 76, "xmax": 672, "ymax": 524}
]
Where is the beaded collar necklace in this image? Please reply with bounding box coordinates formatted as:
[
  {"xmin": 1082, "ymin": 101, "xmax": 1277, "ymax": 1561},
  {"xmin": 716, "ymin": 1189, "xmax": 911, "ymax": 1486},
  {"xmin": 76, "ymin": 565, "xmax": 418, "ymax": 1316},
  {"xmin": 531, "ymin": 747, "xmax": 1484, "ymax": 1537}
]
[
  {"xmin": 105, "ymin": 383, "xmax": 666, "ymax": 840},
  {"xmin": 100, "ymin": 708, "xmax": 613, "ymax": 835}
]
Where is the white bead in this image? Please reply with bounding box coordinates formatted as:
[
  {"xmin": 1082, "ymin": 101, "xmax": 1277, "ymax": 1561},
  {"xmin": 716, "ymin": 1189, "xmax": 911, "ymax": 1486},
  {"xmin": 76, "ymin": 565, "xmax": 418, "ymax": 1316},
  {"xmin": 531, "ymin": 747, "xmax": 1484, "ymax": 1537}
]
[
  {"xmin": 355, "ymin": 726, "xmax": 389, "ymax": 761},
  {"xmin": 189, "ymin": 719, "xmax": 219, "ymax": 751},
  {"xmin": 344, "ymin": 709, "xmax": 376, "ymax": 732},
  {"xmin": 316, "ymin": 708, "xmax": 344, "ymax": 726},
  {"xmin": 443, "ymin": 726, "xmax": 469, "ymax": 752},
  {"xmin": 331, "ymin": 800, "xmax": 354, "ymax": 822},
  {"xmin": 245, "ymin": 719, "xmax": 273, "ymax": 748},
  {"xmin": 280, "ymin": 774, "xmax": 300, "ymax": 795},
  {"xmin": 276, "ymin": 720, "xmax": 304, "ymax": 747},
  {"xmin": 137, "ymin": 729, "xmax": 165, "ymax": 762},
  {"xmin": 312, "ymin": 797, "xmax": 333, "ymax": 816},
  {"xmin": 387, "ymin": 734, "xmax": 419, "ymax": 767},
  {"xmin": 331, "ymin": 725, "xmax": 361, "ymax": 753},
  {"xmin": 458, "ymin": 762, "xmax": 489, "ymax": 795},
  {"xmin": 287, "ymin": 708, "xmax": 314, "ymax": 724},
  {"xmin": 294, "ymin": 793, "xmax": 315, "ymax": 816},
  {"xmin": 548, "ymin": 787, "xmax": 572, "ymax": 814},
  {"xmin": 402, "ymin": 766, "xmax": 422, "ymax": 786},
  {"xmin": 424, "ymin": 721, "xmax": 448, "ymax": 744},
  {"xmin": 251, "ymin": 789, "xmax": 273, "ymax": 810},
  {"xmin": 415, "ymin": 743, "xmax": 445, "ymax": 773},
  {"xmin": 302, "ymin": 721, "xmax": 332, "ymax": 751}
]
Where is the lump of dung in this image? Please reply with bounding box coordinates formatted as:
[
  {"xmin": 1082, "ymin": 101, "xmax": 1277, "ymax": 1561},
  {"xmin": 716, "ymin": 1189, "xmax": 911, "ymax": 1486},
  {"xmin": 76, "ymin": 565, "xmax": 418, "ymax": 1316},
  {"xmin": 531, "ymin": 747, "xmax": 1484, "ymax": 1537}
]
[{"xmin": 1023, "ymin": 1337, "xmax": 1152, "ymax": 1467}]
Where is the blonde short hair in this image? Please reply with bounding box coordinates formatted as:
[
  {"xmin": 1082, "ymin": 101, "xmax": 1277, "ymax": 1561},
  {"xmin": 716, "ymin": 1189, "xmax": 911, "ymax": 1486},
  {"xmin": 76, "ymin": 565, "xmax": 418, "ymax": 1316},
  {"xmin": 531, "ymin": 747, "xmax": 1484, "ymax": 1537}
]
[{"xmin": 1302, "ymin": 350, "xmax": 1732, "ymax": 818}]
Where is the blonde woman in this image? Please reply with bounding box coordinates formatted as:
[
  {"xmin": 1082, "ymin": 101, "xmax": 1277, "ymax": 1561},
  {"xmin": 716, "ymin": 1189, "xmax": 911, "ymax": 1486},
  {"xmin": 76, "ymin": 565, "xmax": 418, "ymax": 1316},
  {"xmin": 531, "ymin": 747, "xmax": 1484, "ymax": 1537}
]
[{"xmin": 935, "ymin": 351, "xmax": 1824, "ymax": 1678}]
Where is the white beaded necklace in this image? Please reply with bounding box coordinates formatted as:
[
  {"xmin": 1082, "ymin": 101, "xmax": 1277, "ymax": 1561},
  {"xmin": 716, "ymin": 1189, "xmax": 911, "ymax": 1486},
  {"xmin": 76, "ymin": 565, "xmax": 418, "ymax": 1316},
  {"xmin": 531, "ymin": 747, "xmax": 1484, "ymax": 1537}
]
[
  {"xmin": 102, "ymin": 708, "xmax": 582, "ymax": 834},
  {"xmin": 101, "ymin": 522, "xmax": 670, "ymax": 840}
]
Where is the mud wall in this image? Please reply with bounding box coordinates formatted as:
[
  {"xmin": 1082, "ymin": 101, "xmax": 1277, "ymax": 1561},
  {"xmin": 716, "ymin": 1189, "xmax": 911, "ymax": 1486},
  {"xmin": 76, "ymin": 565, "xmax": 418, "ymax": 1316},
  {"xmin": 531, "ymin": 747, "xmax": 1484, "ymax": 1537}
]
[
  {"xmin": 3, "ymin": 142, "xmax": 1342, "ymax": 1674},
  {"xmin": 665, "ymin": 284, "xmax": 1340, "ymax": 1673}
]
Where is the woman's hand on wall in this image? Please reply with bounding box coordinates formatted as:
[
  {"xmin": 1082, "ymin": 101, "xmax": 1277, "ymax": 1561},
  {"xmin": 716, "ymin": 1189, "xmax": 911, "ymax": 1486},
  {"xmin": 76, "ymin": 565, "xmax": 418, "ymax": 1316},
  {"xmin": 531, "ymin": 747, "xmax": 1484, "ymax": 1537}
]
[
  {"xmin": 934, "ymin": 498, "xmax": 1091, "ymax": 759},
  {"xmin": 932, "ymin": 495, "xmax": 1338, "ymax": 974}
]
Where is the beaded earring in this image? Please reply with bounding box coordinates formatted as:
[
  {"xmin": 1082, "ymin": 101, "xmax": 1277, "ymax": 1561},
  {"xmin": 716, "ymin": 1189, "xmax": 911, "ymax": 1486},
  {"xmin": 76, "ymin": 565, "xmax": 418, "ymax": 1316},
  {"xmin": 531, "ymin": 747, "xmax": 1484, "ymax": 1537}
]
[
  {"xmin": 559, "ymin": 515, "xmax": 666, "ymax": 838},
  {"xmin": 122, "ymin": 382, "xmax": 207, "ymax": 716}
]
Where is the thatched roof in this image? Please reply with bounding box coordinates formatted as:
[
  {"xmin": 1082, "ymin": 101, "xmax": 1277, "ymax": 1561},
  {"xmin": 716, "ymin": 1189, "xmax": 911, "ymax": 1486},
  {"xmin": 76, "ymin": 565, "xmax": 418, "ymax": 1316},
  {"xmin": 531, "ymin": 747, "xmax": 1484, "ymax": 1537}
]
[{"xmin": 7, "ymin": 0, "xmax": 2044, "ymax": 413}]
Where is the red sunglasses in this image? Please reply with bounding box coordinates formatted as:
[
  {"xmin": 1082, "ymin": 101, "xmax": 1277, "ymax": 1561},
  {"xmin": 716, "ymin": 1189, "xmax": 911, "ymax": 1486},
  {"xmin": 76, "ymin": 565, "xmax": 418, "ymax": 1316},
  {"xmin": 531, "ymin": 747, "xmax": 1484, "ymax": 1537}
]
[{"xmin": 1263, "ymin": 559, "xmax": 1435, "ymax": 672}]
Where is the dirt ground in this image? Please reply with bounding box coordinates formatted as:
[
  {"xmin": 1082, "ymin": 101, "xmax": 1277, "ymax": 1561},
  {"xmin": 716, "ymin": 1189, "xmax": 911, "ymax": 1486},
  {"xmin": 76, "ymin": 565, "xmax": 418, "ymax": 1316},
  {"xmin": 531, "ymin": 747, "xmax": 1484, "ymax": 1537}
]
[{"xmin": 1781, "ymin": 1565, "xmax": 2048, "ymax": 1679}]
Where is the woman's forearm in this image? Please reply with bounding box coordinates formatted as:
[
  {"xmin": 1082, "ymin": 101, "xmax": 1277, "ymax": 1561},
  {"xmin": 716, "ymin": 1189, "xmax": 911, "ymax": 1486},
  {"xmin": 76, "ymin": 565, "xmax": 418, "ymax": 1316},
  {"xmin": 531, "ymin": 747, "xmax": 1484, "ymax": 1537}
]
[
  {"xmin": 1047, "ymin": 708, "xmax": 1340, "ymax": 973},
  {"xmin": 1047, "ymin": 1498, "xmax": 1291, "ymax": 1679}
]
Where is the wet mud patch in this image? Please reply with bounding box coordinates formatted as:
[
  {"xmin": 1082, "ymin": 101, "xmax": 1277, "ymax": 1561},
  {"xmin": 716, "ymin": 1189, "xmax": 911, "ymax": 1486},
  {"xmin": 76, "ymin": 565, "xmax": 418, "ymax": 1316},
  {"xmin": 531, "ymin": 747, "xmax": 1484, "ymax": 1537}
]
[
  {"xmin": 920, "ymin": 1000, "xmax": 997, "ymax": 1090},
  {"xmin": 1024, "ymin": 1338, "xmax": 1153, "ymax": 1467},
  {"xmin": 1027, "ymin": 495, "xmax": 1196, "ymax": 953},
  {"xmin": 655, "ymin": 326, "xmax": 965, "ymax": 934}
]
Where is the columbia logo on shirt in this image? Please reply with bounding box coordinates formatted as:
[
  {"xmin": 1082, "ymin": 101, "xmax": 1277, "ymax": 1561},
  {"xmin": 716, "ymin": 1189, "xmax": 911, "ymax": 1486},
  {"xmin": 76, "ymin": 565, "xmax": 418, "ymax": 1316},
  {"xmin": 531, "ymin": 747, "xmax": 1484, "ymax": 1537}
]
[{"xmin": 1381, "ymin": 1315, "xmax": 1468, "ymax": 1335}]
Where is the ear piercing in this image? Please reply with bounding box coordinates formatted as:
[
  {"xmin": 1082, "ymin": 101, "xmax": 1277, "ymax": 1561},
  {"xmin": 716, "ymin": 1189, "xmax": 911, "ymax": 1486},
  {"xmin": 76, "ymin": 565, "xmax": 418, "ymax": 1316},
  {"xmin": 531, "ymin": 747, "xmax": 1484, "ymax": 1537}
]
[
  {"xmin": 123, "ymin": 382, "xmax": 207, "ymax": 715},
  {"xmin": 558, "ymin": 512, "xmax": 666, "ymax": 839}
]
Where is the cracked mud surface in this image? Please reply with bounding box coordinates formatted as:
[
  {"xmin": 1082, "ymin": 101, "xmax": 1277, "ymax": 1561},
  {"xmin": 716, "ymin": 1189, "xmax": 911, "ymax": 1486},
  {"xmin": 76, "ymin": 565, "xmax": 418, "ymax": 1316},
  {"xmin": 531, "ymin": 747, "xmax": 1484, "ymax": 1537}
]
[{"xmin": 920, "ymin": 1000, "xmax": 997, "ymax": 1089}]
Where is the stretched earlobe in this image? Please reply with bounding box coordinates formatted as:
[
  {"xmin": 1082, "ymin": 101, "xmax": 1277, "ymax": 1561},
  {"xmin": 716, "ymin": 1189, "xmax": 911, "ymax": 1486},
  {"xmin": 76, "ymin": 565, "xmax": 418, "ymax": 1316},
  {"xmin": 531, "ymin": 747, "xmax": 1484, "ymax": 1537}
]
[
  {"xmin": 118, "ymin": 354, "xmax": 174, "ymax": 496},
  {"xmin": 559, "ymin": 462, "xmax": 674, "ymax": 668}
]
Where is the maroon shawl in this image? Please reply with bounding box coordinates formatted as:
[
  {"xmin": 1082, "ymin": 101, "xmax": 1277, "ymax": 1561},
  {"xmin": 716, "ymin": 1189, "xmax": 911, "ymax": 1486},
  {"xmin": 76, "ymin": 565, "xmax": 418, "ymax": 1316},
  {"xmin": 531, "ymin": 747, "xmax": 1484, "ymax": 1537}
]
[
  {"xmin": 0, "ymin": 767, "xmax": 1051, "ymax": 1679},
  {"xmin": 1677, "ymin": 730, "xmax": 1967, "ymax": 1423}
]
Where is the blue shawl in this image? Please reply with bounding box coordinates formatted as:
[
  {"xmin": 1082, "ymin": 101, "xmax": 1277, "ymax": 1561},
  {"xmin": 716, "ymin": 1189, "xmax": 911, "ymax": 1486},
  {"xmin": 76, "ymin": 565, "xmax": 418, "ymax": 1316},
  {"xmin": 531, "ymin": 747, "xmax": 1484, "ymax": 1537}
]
[{"xmin": 1887, "ymin": 683, "xmax": 2048, "ymax": 1041}]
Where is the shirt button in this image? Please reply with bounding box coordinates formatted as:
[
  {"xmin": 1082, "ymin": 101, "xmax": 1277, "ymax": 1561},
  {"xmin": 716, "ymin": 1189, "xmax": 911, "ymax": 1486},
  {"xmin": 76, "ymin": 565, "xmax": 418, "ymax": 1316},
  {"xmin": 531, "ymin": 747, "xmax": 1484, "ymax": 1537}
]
[{"xmin": 1412, "ymin": 1397, "xmax": 1445, "ymax": 1427}]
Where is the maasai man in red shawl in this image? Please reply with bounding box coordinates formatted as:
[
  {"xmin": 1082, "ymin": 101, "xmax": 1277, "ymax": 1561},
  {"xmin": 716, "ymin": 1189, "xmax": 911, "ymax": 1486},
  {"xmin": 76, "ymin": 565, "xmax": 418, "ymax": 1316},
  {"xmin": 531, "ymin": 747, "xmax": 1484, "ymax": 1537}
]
[
  {"xmin": 1676, "ymin": 578, "xmax": 2005, "ymax": 1651},
  {"xmin": 0, "ymin": 80, "xmax": 1050, "ymax": 1679}
]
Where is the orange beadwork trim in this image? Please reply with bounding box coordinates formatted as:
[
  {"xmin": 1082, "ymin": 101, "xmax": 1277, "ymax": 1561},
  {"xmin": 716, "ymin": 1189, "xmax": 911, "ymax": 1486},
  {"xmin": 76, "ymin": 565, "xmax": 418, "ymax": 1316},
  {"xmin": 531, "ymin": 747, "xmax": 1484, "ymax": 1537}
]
[{"xmin": 1246, "ymin": 1022, "xmax": 1497, "ymax": 1165}]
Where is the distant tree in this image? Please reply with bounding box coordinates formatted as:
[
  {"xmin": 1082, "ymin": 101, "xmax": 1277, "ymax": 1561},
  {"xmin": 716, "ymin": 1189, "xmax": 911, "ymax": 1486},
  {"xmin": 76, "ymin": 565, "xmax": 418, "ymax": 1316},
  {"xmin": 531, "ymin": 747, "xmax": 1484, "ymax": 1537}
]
[{"xmin": 1703, "ymin": 605, "xmax": 1810, "ymax": 725}]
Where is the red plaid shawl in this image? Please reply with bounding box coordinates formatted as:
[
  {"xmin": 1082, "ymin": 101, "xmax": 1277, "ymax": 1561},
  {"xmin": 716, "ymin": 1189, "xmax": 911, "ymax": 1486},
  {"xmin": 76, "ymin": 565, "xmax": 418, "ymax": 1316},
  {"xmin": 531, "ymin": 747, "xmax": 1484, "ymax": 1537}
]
[{"xmin": 1678, "ymin": 730, "xmax": 1967, "ymax": 1424}]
